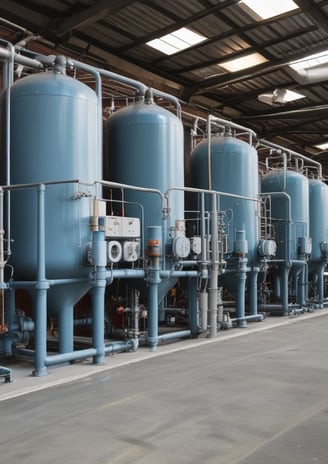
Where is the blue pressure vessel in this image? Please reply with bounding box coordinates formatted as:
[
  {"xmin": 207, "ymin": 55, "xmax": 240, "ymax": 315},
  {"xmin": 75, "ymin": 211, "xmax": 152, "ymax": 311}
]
[
  {"xmin": 105, "ymin": 97, "xmax": 184, "ymax": 246},
  {"xmin": 308, "ymin": 178, "xmax": 328, "ymax": 262},
  {"xmin": 104, "ymin": 97, "xmax": 184, "ymax": 302},
  {"xmin": 8, "ymin": 69, "xmax": 100, "ymax": 310},
  {"xmin": 261, "ymin": 169, "xmax": 309, "ymax": 261},
  {"xmin": 190, "ymin": 135, "xmax": 259, "ymax": 265}
]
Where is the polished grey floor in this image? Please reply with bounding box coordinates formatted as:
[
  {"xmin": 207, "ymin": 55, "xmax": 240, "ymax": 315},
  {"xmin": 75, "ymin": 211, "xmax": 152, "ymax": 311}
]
[{"xmin": 1, "ymin": 314, "xmax": 328, "ymax": 463}]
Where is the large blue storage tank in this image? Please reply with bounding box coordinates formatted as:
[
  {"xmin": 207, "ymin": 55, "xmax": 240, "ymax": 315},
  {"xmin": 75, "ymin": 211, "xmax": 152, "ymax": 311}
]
[
  {"xmin": 8, "ymin": 70, "xmax": 100, "ymax": 310},
  {"xmin": 190, "ymin": 135, "xmax": 259, "ymax": 266},
  {"xmin": 104, "ymin": 97, "xmax": 184, "ymax": 302},
  {"xmin": 308, "ymin": 178, "xmax": 328, "ymax": 263},
  {"xmin": 261, "ymin": 169, "xmax": 309, "ymax": 261},
  {"xmin": 104, "ymin": 98, "xmax": 184, "ymax": 245}
]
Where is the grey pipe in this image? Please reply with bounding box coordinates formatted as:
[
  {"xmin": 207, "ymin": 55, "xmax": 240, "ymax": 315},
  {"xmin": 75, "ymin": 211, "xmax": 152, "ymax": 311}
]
[
  {"xmin": 258, "ymin": 139, "xmax": 322, "ymax": 179},
  {"xmin": 0, "ymin": 45, "xmax": 43, "ymax": 70},
  {"xmin": 150, "ymin": 88, "xmax": 181, "ymax": 119},
  {"xmin": 208, "ymin": 193, "xmax": 219, "ymax": 338},
  {"xmin": 230, "ymin": 314, "xmax": 264, "ymax": 323},
  {"xmin": 209, "ymin": 114, "xmax": 257, "ymax": 145}
]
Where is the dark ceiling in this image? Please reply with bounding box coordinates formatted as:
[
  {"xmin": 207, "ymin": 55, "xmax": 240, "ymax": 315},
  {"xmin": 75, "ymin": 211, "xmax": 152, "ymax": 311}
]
[{"xmin": 1, "ymin": 0, "xmax": 328, "ymax": 173}]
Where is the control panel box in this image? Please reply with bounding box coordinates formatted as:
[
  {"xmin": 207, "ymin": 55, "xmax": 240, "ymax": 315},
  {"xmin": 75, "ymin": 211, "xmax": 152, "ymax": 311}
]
[{"xmin": 100, "ymin": 216, "xmax": 141, "ymax": 238}]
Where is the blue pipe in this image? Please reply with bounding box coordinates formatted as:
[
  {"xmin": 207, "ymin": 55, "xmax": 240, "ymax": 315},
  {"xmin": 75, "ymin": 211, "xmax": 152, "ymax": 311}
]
[
  {"xmin": 33, "ymin": 185, "xmax": 49, "ymax": 377},
  {"xmin": 0, "ymin": 365, "xmax": 12, "ymax": 383},
  {"xmin": 146, "ymin": 226, "xmax": 161, "ymax": 351},
  {"xmin": 281, "ymin": 264, "xmax": 291, "ymax": 316},
  {"xmin": 158, "ymin": 330, "xmax": 191, "ymax": 343},
  {"xmin": 17, "ymin": 340, "xmax": 137, "ymax": 366},
  {"xmin": 105, "ymin": 338, "xmax": 138, "ymax": 353},
  {"xmin": 188, "ymin": 278, "xmax": 199, "ymax": 337},
  {"xmin": 45, "ymin": 348, "xmax": 97, "ymax": 366},
  {"xmin": 248, "ymin": 268, "xmax": 259, "ymax": 316},
  {"xmin": 58, "ymin": 303, "xmax": 74, "ymax": 354}
]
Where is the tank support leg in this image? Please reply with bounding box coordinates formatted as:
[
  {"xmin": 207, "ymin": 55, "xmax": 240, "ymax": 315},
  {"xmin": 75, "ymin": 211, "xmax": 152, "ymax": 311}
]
[{"xmin": 58, "ymin": 303, "xmax": 74, "ymax": 355}]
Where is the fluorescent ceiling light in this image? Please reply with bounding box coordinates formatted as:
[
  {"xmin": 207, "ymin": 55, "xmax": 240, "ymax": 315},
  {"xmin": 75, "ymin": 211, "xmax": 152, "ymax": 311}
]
[
  {"xmin": 220, "ymin": 52, "xmax": 267, "ymax": 72},
  {"xmin": 239, "ymin": 0, "xmax": 298, "ymax": 20},
  {"xmin": 315, "ymin": 142, "xmax": 328, "ymax": 150},
  {"xmin": 258, "ymin": 89, "xmax": 305, "ymax": 105},
  {"xmin": 280, "ymin": 89, "xmax": 305, "ymax": 102},
  {"xmin": 289, "ymin": 50, "xmax": 328, "ymax": 71},
  {"xmin": 146, "ymin": 27, "xmax": 206, "ymax": 55}
]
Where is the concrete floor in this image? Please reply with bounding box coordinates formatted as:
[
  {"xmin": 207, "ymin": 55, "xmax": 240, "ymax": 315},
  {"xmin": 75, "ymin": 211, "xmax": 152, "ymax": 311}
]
[{"xmin": 1, "ymin": 311, "xmax": 328, "ymax": 463}]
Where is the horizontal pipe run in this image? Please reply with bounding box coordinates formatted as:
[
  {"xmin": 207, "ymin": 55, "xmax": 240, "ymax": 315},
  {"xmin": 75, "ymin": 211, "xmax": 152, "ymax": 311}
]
[
  {"xmin": 104, "ymin": 339, "xmax": 138, "ymax": 353},
  {"xmin": 157, "ymin": 330, "xmax": 191, "ymax": 343},
  {"xmin": 69, "ymin": 59, "xmax": 147, "ymax": 97},
  {"xmin": 0, "ymin": 366, "xmax": 13, "ymax": 383},
  {"xmin": 230, "ymin": 314, "xmax": 264, "ymax": 323},
  {"xmin": 15, "ymin": 339, "xmax": 137, "ymax": 364},
  {"xmin": 9, "ymin": 278, "xmax": 89, "ymax": 288},
  {"xmin": 45, "ymin": 348, "xmax": 97, "ymax": 366},
  {"xmin": 0, "ymin": 46, "xmax": 43, "ymax": 70},
  {"xmin": 160, "ymin": 270, "xmax": 198, "ymax": 278}
]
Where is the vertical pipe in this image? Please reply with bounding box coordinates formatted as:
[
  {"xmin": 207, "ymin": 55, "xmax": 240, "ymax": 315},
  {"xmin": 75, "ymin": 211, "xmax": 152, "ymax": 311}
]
[
  {"xmin": 236, "ymin": 258, "xmax": 247, "ymax": 326},
  {"xmin": 188, "ymin": 277, "xmax": 198, "ymax": 337},
  {"xmin": 91, "ymin": 230, "xmax": 106, "ymax": 365},
  {"xmin": 235, "ymin": 229, "xmax": 248, "ymax": 327},
  {"xmin": 58, "ymin": 304, "xmax": 74, "ymax": 354},
  {"xmin": 207, "ymin": 116, "xmax": 212, "ymax": 191},
  {"xmin": 0, "ymin": 189, "xmax": 6, "ymax": 333},
  {"xmin": 208, "ymin": 193, "xmax": 218, "ymax": 337},
  {"xmin": 199, "ymin": 289, "xmax": 208, "ymax": 332},
  {"xmin": 281, "ymin": 264, "xmax": 290, "ymax": 316},
  {"xmin": 148, "ymin": 278, "xmax": 159, "ymax": 351},
  {"xmin": 248, "ymin": 269, "xmax": 259, "ymax": 316},
  {"xmin": 146, "ymin": 226, "xmax": 161, "ymax": 351},
  {"xmin": 297, "ymin": 266, "xmax": 306, "ymax": 309},
  {"xmin": 33, "ymin": 184, "xmax": 49, "ymax": 377},
  {"xmin": 4, "ymin": 43, "xmax": 14, "ymax": 259},
  {"xmin": 318, "ymin": 264, "xmax": 325, "ymax": 308}
]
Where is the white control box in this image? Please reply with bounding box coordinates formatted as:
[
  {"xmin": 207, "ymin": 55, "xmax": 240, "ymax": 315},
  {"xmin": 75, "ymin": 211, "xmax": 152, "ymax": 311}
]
[{"xmin": 103, "ymin": 216, "xmax": 140, "ymax": 238}]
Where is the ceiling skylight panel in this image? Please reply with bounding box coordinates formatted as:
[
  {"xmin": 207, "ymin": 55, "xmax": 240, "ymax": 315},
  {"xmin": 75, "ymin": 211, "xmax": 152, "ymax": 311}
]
[
  {"xmin": 220, "ymin": 52, "xmax": 268, "ymax": 72},
  {"xmin": 289, "ymin": 50, "xmax": 328, "ymax": 71},
  {"xmin": 146, "ymin": 27, "xmax": 207, "ymax": 55},
  {"xmin": 239, "ymin": 0, "xmax": 299, "ymax": 20}
]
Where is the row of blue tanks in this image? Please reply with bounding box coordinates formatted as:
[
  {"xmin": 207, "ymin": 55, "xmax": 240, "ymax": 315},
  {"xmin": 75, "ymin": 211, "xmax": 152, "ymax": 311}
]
[{"xmin": 0, "ymin": 51, "xmax": 327, "ymax": 376}]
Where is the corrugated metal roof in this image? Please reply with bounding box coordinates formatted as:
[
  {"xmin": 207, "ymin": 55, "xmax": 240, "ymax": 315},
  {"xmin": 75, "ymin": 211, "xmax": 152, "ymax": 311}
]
[{"xmin": 1, "ymin": 0, "xmax": 328, "ymax": 172}]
